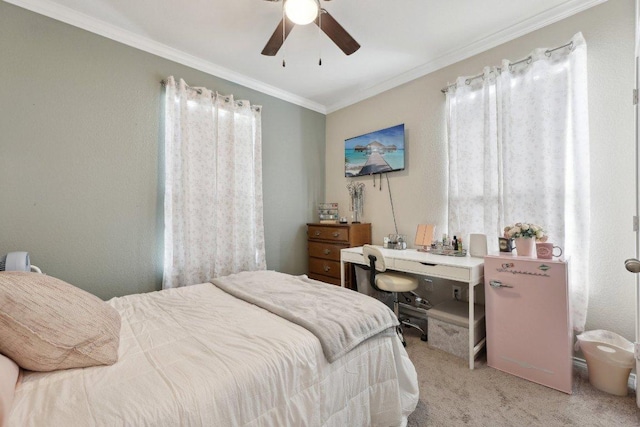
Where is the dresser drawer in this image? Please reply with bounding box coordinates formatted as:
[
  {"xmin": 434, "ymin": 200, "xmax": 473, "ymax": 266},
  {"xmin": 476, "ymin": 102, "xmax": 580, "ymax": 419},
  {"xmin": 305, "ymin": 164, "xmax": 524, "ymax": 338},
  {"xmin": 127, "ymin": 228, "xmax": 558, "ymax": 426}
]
[
  {"xmin": 309, "ymin": 257, "xmax": 341, "ymax": 279},
  {"xmin": 306, "ymin": 223, "xmax": 371, "ymax": 289},
  {"xmin": 308, "ymin": 226, "xmax": 349, "ymax": 243},
  {"xmin": 308, "ymin": 241, "xmax": 345, "ymax": 261},
  {"xmin": 308, "ymin": 273, "xmax": 341, "ymax": 286},
  {"xmin": 393, "ymin": 259, "xmax": 470, "ymax": 281}
]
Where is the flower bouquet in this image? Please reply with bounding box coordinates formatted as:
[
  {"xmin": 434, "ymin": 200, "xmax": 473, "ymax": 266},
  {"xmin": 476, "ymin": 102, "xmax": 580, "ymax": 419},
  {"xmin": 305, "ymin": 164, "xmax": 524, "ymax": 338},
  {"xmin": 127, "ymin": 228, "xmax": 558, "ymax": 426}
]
[
  {"xmin": 503, "ymin": 222, "xmax": 547, "ymax": 257},
  {"xmin": 503, "ymin": 223, "xmax": 547, "ymax": 242}
]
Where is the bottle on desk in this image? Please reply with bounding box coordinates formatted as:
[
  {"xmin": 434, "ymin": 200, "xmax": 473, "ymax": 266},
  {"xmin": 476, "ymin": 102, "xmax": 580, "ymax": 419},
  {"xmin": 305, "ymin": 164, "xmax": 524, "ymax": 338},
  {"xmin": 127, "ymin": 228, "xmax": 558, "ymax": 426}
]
[{"xmin": 453, "ymin": 236, "xmax": 459, "ymax": 251}]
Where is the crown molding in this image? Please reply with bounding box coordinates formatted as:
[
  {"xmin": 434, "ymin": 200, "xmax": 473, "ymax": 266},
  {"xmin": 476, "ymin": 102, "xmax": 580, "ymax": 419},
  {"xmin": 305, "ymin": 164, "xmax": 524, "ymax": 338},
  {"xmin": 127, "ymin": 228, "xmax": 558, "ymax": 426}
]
[
  {"xmin": 325, "ymin": 0, "xmax": 607, "ymax": 113},
  {"xmin": 6, "ymin": 0, "xmax": 605, "ymax": 116},
  {"xmin": 3, "ymin": 0, "xmax": 327, "ymax": 114}
]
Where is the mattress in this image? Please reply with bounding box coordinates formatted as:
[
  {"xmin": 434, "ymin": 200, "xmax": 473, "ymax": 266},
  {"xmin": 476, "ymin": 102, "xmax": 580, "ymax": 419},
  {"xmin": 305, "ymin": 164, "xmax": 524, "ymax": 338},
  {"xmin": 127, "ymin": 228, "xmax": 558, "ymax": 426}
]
[{"xmin": 9, "ymin": 280, "xmax": 418, "ymax": 426}]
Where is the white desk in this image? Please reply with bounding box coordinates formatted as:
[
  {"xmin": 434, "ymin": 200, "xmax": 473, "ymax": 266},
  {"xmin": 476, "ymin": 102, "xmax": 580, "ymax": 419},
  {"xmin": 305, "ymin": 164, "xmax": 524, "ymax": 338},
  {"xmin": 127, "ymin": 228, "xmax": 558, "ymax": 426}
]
[{"xmin": 341, "ymin": 246, "xmax": 485, "ymax": 369}]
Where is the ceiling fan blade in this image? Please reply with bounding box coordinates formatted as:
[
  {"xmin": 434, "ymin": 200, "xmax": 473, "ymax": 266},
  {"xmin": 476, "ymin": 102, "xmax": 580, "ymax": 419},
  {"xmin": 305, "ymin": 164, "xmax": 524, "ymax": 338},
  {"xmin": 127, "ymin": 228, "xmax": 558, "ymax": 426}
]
[
  {"xmin": 316, "ymin": 10, "xmax": 360, "ymax": 55},
  {"xmin": 261, "ymin": 17, "xmax": 295, "ymax": 56}
]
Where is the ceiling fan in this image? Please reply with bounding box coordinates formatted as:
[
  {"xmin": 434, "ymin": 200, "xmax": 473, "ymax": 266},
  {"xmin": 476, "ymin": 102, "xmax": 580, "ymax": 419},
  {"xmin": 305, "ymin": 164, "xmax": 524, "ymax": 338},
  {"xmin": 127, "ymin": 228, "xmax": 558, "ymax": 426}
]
[{"xmin": 261, "ymin": 0, "xmax": 360, "ymax": 57}]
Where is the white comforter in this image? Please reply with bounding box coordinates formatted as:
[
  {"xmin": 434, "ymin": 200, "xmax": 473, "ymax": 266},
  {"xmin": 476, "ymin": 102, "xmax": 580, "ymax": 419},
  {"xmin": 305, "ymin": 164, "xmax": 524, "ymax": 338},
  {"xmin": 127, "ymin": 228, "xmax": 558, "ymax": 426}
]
[{"xmin": 9, "ymin": 279, "xmax": 418, "ymax": 426}]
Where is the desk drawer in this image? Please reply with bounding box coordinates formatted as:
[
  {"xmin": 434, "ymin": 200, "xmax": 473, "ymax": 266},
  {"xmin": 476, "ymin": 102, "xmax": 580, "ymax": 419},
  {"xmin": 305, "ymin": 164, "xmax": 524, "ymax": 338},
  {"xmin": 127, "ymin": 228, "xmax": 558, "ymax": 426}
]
[
  {"xmin": 341, "ymin": 251, "xmax": 364, "ymax": 264},
  {"xmin": 309, "ymin": 257, "xmax": 341, "ymax": 279},
  {"xmin": 308, "ymin": 226, "xmax": 349, "ymax": 243},
  {"xmin": 308, "ymin": 241, "xmax": 344, "ymax": 261},
  {"xmin": 393, "ymin": 259, "xmax": 470, "ymax": 281}
]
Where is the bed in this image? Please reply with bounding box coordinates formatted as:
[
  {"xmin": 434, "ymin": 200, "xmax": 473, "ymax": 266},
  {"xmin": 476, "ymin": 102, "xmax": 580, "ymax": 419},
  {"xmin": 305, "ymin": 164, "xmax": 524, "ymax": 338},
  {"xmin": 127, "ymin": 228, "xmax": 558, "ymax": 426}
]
[{"xmin": 1, "ymin": 270, "xmax": 418, "ymax": 426}]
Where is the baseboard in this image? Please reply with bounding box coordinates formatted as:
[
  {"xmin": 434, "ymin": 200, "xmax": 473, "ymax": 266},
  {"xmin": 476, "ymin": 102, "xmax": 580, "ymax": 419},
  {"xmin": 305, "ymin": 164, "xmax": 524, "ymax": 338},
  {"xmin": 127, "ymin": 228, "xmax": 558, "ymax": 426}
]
[{"xmin": 573, "ymin": 357, "xmax": 637, "ymax": 391}]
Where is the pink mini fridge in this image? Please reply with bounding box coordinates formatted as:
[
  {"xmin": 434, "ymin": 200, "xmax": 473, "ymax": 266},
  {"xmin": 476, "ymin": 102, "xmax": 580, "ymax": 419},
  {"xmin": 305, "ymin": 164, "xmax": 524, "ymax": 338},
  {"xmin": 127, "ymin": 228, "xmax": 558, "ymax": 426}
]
[{"xmin": 484, "ymin": 254, "xmax": 572, "ymax": 394}]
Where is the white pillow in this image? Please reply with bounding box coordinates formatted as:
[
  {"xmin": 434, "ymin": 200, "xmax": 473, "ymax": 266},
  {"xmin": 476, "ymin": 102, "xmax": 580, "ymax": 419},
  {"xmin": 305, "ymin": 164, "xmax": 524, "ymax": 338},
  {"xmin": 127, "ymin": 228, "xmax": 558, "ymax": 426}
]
[{"xmin": 0, "ymin": 272, "xmax": 121, "ymax": 371}]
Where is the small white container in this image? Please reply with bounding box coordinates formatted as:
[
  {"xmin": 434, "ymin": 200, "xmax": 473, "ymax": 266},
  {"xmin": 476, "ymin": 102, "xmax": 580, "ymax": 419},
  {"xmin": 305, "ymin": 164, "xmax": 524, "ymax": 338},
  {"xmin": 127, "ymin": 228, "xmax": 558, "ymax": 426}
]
[
  {"xmin": 577, "ymin": 330, "xmax": 634, "ymax": 396},
  {"xmin": 427, "ymin": 300, "xmax": 485, "ymax": 359}
]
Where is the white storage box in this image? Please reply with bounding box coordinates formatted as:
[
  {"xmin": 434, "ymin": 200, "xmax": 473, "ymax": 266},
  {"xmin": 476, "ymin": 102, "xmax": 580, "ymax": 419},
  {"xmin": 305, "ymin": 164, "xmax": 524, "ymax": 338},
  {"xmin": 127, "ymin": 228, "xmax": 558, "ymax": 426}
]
[{"xmin": 427, "ymin": 300, "xmax": 485, "ymax": 359}]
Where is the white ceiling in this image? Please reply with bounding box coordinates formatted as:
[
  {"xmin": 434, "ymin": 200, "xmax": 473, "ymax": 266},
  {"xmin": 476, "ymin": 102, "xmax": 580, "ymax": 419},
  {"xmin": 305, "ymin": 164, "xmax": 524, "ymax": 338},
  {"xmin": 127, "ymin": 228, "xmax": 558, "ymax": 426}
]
[{"xmin": 7, "ymin": 0, "xmax": 605, "ymax": 113}]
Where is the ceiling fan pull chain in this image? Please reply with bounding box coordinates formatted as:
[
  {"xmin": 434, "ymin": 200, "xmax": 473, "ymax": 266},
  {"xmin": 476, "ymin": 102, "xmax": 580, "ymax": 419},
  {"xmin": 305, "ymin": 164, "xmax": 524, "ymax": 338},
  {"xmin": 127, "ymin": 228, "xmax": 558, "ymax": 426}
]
[
  {"xmin": 282, "ymin": 1, "xmax": 287, "ymax": 67},
  {"xmin": 318, "ymin": 9, "xmax": 322, "ymax": 66}
]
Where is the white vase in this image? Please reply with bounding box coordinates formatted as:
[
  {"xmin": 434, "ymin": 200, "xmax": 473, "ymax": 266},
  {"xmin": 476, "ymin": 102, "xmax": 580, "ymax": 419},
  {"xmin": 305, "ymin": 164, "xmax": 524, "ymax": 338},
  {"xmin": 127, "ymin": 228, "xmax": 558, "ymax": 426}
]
[{"xmin": 515, "ymin": 237, "xmax": 535, "ymax": 257}]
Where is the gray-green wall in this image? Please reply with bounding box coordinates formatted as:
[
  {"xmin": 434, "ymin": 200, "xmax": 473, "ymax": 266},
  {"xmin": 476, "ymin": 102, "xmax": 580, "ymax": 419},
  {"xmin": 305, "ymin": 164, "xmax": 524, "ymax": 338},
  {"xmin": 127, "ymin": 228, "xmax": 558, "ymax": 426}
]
[{"xmin": 0, "ymin": 2, "xmax": 325, "ymax": 299}]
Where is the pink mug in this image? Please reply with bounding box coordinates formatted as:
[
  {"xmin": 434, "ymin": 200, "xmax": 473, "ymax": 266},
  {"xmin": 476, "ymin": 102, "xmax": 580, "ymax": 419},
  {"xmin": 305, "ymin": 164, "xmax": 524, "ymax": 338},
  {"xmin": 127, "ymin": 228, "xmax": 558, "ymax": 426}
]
[{"xmin": 536, "ymin": 242, "xmax": 562, "ymax": 259}]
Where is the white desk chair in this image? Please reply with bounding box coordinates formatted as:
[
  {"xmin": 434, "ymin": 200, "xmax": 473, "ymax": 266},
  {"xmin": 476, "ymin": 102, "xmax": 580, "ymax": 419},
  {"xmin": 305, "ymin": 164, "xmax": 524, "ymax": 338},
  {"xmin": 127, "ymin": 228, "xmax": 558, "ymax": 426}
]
[{"xmin": 363, "ymin": 245, "xmax": 428, "ymax": 346}]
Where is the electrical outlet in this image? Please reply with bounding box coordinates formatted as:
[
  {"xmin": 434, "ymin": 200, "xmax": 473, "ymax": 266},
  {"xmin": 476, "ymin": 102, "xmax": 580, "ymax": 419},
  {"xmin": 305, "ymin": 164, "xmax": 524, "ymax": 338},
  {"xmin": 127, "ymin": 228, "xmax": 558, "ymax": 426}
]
[
  {"xmin": 452, "ymin": 285, "xmax": 462, "ymax": 300},
  {"xmin": 423, "ymin": 278, "xmax": 434, "ymax": 292}
]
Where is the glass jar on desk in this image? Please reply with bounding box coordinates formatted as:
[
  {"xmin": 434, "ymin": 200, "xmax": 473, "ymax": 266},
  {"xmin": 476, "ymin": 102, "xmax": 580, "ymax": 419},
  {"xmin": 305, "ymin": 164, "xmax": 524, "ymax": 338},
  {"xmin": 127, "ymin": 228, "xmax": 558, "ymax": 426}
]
[{"xmin": 387, "ymin": 234, "xmax": 406, "ymax": 250}]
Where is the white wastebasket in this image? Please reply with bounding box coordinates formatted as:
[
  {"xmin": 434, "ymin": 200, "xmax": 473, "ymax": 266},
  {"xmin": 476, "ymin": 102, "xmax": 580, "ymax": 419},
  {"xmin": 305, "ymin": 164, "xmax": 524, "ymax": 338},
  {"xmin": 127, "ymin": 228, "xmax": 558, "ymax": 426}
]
[{"xmin": 576, "ymin": 330, "xmax": 634, "ymax": 396}]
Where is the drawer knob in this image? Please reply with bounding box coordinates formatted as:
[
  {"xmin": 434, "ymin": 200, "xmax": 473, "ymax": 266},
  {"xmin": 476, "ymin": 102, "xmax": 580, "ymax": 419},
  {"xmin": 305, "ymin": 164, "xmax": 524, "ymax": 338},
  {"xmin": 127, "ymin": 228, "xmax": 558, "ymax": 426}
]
[
  {"xmin": 315, "ymin": 231, "xmax": 321, "ymax": 236},
  {"xmin": 323, "ymin": 249, "xmax": 331, "ymax": 255},
  {"xmin": 332, "ymin": 232, "xmax": 340, "ymax": 237},
  {"xmin": 323, "ymin": 265, "xmax": 331, "ymax": 272}
]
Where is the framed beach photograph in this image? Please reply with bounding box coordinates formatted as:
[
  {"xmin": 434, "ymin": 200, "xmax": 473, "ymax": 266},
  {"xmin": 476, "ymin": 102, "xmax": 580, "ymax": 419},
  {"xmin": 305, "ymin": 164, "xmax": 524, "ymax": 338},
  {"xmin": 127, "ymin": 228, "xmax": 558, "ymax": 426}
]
[{"xmin": 344, "ymin": 124, "xmax": 405, "ymax": 177}]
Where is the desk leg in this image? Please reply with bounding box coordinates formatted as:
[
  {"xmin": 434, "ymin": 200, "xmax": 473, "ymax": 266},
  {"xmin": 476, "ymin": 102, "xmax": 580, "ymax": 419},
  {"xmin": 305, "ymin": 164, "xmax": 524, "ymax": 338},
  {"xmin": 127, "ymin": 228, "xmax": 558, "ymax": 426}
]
[
  {"xmin": 469, "ymin": 283, "xmax": 475, "ymax": 370},
  {"xmin": 340, "ymin": 258, "xmax": 346, "ymax": 288}
]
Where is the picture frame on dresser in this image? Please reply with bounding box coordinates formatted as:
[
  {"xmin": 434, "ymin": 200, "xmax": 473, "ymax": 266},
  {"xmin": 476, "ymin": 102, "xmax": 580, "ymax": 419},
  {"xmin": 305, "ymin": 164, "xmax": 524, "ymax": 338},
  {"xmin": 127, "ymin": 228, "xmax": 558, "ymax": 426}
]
[{"xmin": 307, "ymin": 222, "xmax": 372, "ymax": 289}]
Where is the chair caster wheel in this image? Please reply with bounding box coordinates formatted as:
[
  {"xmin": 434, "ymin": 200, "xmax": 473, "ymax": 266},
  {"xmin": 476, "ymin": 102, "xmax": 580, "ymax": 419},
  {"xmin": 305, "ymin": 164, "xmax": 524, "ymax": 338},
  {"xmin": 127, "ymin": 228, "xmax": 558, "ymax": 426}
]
[{"xmin": 420, "ymin": 334, "xmax": 427, "ymax": 342}]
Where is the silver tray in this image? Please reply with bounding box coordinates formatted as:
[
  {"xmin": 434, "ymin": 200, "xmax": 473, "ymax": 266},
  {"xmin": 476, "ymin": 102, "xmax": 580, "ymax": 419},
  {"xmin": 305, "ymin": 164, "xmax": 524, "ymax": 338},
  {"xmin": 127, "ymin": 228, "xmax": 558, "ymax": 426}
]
[{"xmin": 427, "ymin": 249, "xmax": 468, "ymax": 257}]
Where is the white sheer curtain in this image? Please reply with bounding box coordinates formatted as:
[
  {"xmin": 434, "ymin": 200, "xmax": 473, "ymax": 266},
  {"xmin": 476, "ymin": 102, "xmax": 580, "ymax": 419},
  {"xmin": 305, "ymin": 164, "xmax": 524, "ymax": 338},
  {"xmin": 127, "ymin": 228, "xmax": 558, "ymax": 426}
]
[
  {"xmin": 447, "ymin": 67, "xmax": 501, "ymax": 243},
  {"xmin": 447, "ymin": 33, "xmax": 590, "ymax": 331},
  {"xmin": 163, "ymin": 76, "xmax": 266, "ymax": 289}
]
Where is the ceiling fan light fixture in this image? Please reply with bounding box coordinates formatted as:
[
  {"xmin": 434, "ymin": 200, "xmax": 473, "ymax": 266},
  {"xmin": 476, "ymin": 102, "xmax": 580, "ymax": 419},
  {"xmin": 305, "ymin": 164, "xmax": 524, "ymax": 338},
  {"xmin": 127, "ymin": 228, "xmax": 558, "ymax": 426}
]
[{"xmin": 284, "ymin": 0, "xmax": 319, "ymax": 25}]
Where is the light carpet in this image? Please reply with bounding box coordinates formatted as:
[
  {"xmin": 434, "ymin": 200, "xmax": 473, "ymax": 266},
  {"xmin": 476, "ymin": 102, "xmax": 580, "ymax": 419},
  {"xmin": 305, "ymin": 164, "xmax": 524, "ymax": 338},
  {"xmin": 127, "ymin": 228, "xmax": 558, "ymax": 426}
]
[{"xmin": 403, "ymin": 329, "xmax": 640, "ymax": 426}]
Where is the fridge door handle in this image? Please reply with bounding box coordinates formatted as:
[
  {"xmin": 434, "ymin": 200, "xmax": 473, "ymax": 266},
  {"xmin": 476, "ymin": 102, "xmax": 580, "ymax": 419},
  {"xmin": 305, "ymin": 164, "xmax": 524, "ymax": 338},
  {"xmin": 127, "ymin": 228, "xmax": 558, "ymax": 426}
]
[{"xmin": 490, "ymin": 280, "xmax": 513, "ymax": 289}]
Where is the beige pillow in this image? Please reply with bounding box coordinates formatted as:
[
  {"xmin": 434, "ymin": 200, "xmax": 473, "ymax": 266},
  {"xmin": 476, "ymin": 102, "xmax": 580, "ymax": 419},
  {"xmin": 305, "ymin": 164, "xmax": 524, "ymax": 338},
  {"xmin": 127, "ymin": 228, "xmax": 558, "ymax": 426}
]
[
  {"xmin": 0, "ymin": 272, "xmax": 121, "ymax": 371},
  {"xmin": 0, "ymin": 353, "xmax": 19, "ymax": 427}
]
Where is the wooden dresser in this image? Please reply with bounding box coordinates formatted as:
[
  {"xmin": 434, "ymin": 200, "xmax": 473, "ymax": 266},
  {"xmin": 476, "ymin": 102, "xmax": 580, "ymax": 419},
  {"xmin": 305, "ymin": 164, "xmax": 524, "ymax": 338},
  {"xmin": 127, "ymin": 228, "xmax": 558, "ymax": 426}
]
[{"xmin": 307, "ymin": 222, "xmax": 371, "ymax": 288}]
